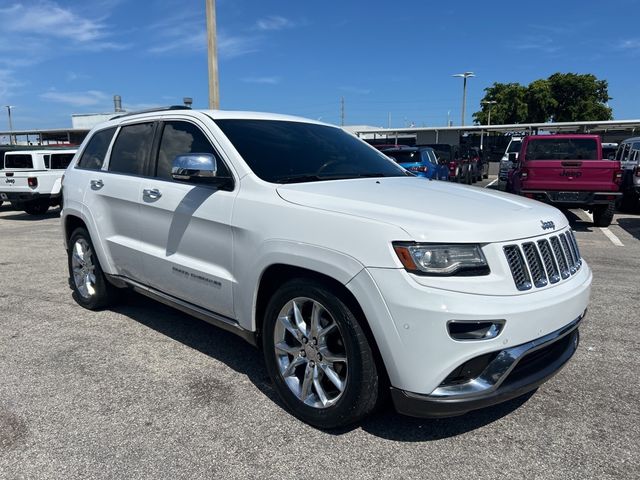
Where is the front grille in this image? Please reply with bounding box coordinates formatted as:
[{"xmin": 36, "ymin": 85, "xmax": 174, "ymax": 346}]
[{"xmin": 504, "ymin": 230, "xmax": 582, "ymax": 291}]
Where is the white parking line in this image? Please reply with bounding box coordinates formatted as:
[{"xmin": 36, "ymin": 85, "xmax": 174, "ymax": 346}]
[
  {"xmin": 485, "ymin": 178, "xmax": 498, "ymax": 188},
  {"xmin": 582, "ymin": 211, "xmax": 624, "ymax": 247}
]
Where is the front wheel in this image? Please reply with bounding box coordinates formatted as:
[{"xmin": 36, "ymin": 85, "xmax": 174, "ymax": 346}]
[
  {"xmin": 262, "ymin": 279, "xmax": 379, "ymax": 429},
  {"xmin": 592, "ymin": 202, "xmax": 615, "ymax": 227}
]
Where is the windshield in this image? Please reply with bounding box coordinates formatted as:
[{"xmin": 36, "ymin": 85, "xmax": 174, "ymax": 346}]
[
  {"xmin": 385, "ymin": 150, "xmax": 422, "ymax": 164},
  {"xmin": 507, "ymin": 140, "xmax": 522, "ymax": 153},
  {"xmin": 215, "ymin": 119, "xmax": 407, "ymax": 183},
  {"xmin": 525, "ymin": 138, "xmax": 598, "ymax": 160},
  {"xmin": 422, "ymin": 147, "xmax": 438, "ymax": 163}
]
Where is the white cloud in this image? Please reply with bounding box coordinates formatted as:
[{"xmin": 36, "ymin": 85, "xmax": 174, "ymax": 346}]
[
  {"xmin": 256, "ymin": 15, "xmax": 295, "ymax": 31},
  {"xmin": 242, "ymin": 76, "xmax": 281, "ymax": 85},
  {"xmin": 0, "ymin": 69, "xmax": 24, "ymax": 98},
  {"xmin": 619, "ymin": 39, "xmax": 640, "ymax": 49},
  {"xmin": 40, "ymin": 90, "xmax": 109, "ymax": 107},
  {"xmin": 149, "ymin": 27, "xmax": 259, "ymax": 59}
]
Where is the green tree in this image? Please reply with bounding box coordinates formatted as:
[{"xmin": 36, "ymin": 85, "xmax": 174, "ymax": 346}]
[
  {"xmin": 473, "ymin": 73, "xmax": 613, "ymax": 125},
  {"xmin": 547, "ymin": 73, "xmax": 612, "ymax": 122},
  {"xmin": 472, "ymin": 82, "xmax": 528, "ymax": 125}
]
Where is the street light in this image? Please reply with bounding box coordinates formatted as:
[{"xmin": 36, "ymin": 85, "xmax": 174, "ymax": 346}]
[
  {"xmin": 480, "ymin": 100, "xmax": 497, "ymax": 151},
  {"xmin": 452, "ymin": 72, "xmax": 475, "ymax": 126},
  {"xmin": 4, "ymin": 105, "xmax": 14, "ymax": 145}
]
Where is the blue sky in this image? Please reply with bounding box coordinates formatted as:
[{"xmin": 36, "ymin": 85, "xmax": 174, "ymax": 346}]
[{"xmin": 1, "ymin": 0, "xmax": 639, "ymax": 131}]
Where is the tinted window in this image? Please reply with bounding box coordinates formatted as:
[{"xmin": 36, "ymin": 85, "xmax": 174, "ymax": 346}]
[
  {"xmin": 4, "ymin": 154, "xmax": 33, "ymax": 169},
  {"xmin": 44, "ymin": 154, "xmax": 50, "ymax": 168},
  {"xmin": 50, "ymin": 153, "xmax": 75, "ymax": 169},
  {"xmin": 525, "ymin": 138, "xmax": 598, "ymax": 161},
  {"xmin": 385, "ymin": 150, "xmax": 422, "ymax": 164},
  {"xmin": 156, "ymin": 121, "xmax": 228, "ymax": 180},
  {"xmin": 78, "ymin": 127, "xmax": 117, "ymax": 170},
  {"xmin": 109, "ymin": 123, "xmax": 155, "ymax": 176},
  {"xmin": 215, "ymin": 119, "xmax": 406, "ymax": 183},
  {"xmin": 424, "ymin": 144, "xmax": 452, "ymax": 162},
  {"xmin": 507, "ymin": 140, "xmax": 522, "ymax": 153}
]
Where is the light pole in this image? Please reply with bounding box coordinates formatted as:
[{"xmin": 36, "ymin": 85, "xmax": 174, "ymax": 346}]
[
  {"xmin": 480, "ymin": 100, "xmax": 497, "ymax": 150},
  {"xmin": 452, "ymin": 72, "xmax": 475, "ymax": 126},
  {"xmin": 5, "ymin": 105, "xmax": 14, "ymax": 145},
  {"xmin": 205, "ymin": 0, "xmax": 220, "ymax": 109}
]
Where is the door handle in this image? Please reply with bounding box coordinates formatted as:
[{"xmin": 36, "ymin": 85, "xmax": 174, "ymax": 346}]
[
  {"xmin": 90, "ymin": 179, "xmax": 104, "ymax": 189},
  {"xmin": 143, "ymin": 188, "xmax": 162, "ymax": 200}
]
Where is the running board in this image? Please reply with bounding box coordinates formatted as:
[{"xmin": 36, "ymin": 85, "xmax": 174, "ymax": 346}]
[{"xmin": 105, "ymin": 274, "xmax": 257, "ymax": 346}]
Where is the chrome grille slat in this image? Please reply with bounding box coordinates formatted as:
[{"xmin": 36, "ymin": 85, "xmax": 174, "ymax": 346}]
[
  {"xmin": 537, "ymin": 239, "xmax": 560, "ymax": 284},
  {"xmin": 550, "ymin": 236, "xmax": 571, "ymax": 279},
  {"xmin": 504, "ymin": 230, "xmax": 582, "ymax": 290},
  {"xmin": 559, "ymin": 233, "xmax": 577, "ymax": 274},
  {"xmin": 522, "ymin": 242, "xmax": 548, "ymax": 288},
  {"xmin": 503, "ymin": 245, "xmax": 532, "ymax": 291}
]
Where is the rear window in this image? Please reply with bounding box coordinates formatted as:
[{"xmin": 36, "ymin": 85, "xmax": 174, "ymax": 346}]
[
  {"xmin": 77, "ymin": 127, "xmax": 117, "ymax": 170},
  {"xmin": 4, "ymin": 154, "xmax": 33, "ymax": 169},
  {"xmin": 385, "ymin": 150, "xmax": 422, "ymax": 164},
  {"xmin": 525, "ymin": 138, "xmax": 598, "ymax": 161}
]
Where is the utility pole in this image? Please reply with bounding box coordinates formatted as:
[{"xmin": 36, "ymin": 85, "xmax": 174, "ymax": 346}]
[
  {"xmin": 205, "ymin": 0, "xmax": 220, "ymax": 109},
  {"xmin": 452, "ymin": 72, "xmax": 475, "ymax": 126},
  {"xmin": 480, "ymin": 100, "xmax": 497, "ymax": 151},
  {"xmin": 340, "ymin": 97, "xmax": 345, "ymax": 126},
  {"xmin": 5, "ymin": 105, "xmax": 14, "ymax": 145}
]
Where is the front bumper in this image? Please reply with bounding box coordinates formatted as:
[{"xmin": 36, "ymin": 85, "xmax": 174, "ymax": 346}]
[{"xmin": 391, "ymin": 312, "xmax": 582, "ymax": 418}]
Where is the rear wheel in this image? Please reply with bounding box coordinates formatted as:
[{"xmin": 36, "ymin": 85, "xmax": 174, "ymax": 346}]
[
  {"xmin": 67, "ymin": 227, "xmax": 118, "ymax": 310},
  {"xmin": 262, "ymin": 278, "xmax": 379, "ymax": 429},
  {"xmin": 592, "ymin": 202, "xmax": 615, "ymax": 227},
  {"xmin": 24, "ymin": 200, "xmax": 49, "ymax": 215}
]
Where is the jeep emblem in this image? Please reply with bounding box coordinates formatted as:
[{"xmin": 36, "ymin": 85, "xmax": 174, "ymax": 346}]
[{"xmin": 540, "ymin": 220, "xmax": 555, "ymax": 230}]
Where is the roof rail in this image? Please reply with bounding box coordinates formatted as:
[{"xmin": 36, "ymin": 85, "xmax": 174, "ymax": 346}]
[{"xmin": 110, "ymin": 105, "xmax": 191, "ymax": 120}]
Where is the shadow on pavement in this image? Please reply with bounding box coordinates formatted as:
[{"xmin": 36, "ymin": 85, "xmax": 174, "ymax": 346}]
[
  {"xmin": 562, "ymin": 209, "xmax": 593, "ymax": 232},
  {"xmin": 617, "ymin": 217, "xmax": 640, "ymax": 241},
  {"xmin": 111, "ymin": 291, "xmax": 534, "ymax": 440},
  {"xmin": 0, "ymin": 208, "xmax": 61, "ymax": 221}
]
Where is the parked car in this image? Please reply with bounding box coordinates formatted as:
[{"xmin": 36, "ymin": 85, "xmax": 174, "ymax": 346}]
[
  {"xmin": 62, "ymin": 107, "xmax": 590, "ymax": 428},
  {"xmin": 381, "ymin": 146, "xmax": 448, "ymax": 180},
  {"xmin": 1, "ymin": 148, "xmax": 77, "ymax": 214},
  {"xmin": 614, "ymin": 137, "xmax": 640, "ymax": 210},
  {"xmin": 422, "ymin": 143, "xmax": 470, "ymax": 183},
  {"xmin": 602, "ymin": 142, "xmax": 618, "ymax": 161},
  {"xmin": 465, "ymin": 146, "xmax": 489, "ymax": 182},
  {"xmin": 499, "ymin": 137, "xmax": 523, "ymax": 184},
  {"xmin": 507, "ymin": 135, "xmax": 622, "ymax": 226}
]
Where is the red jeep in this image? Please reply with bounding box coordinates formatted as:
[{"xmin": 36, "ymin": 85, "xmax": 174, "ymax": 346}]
[{"xmin": 507, "ymin": 134, "xmax": 622, "ymax": 227}]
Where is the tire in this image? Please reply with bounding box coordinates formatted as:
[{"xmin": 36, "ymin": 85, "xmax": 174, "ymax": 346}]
[
  {"xmin": 592, "ymin": 202, "xmax": 615, "ymax": 227},
  {"xmin": 67, "ymin": 227, "xmax": 118, "ymax": 310},
  {"xmin": 465, "ymin": 170, "xmax": 472, "ymax": 185},
  {"xmin": 24, "ymin": 201, "xmax": 49, "ymax": 215},
  {"xmin": 262, "ymin": 278, "xmax": 379, "ymax": 429}
]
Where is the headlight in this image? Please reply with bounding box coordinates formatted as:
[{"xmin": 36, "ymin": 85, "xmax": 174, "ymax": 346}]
[{"xmin": 393, "ymin": 243, "xmax": 489, "ymax": 276}]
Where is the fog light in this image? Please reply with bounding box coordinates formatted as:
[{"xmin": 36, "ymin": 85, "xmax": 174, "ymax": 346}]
[{"xmin": 447, "ymin": 320, "xmax": 505, "ymax": 341}]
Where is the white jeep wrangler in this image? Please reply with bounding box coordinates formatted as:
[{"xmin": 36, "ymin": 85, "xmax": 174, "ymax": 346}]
[
  {"xmin": 61, "ymin": 107, "xmax": 591, "ymax": 428},
  {"xmin": 1, "ymin": 148, "xmax": 77, "ymax": 214}
]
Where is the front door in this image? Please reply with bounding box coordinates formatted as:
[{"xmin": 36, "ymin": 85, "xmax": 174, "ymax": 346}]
[{"xmin": 135, "ymin": 119, "xmax": 236, "ymax": 318}]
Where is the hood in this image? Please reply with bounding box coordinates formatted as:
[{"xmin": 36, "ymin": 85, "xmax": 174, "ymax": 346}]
[{"xmin": 276, "ymin": 177, "xmax": 568, "ymax": 243}]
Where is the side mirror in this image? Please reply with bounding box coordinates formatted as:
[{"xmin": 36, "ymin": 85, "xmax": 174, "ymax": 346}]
[{"xmin": 172, "ymin": 153, "xmax": 229, "ymax": 186}]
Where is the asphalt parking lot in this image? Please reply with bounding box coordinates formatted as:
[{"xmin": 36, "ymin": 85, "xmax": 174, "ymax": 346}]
[{"xmin": 1, "ymin": 184, "xmax": 639, "ymax": 480}]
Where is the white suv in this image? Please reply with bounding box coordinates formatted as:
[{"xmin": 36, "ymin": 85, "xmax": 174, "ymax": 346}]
[{"xmin": 61, "ymin": 107, "xmax": 591, "ymax": 428}]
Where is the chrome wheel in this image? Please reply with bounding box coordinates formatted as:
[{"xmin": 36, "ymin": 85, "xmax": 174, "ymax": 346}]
[
  {"xmin": 273, "ymin": 297, "xmax": 348, "ymax": 409},
  {"xmin": 71, "ymin": 238, "xmax": 97, "ymax": 299}
]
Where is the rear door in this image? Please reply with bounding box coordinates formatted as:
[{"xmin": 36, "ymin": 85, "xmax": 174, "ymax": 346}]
[
  {"xmin": 520, "ymin": 137, "xmax": 618, "ymax": 192},
  {"xmin": 135, "ymin": 118, "xmax": 237, "ymax": 318},
  {"xmin": 81, "ymin": 123, "xmax": 154, "ymax": 281}
]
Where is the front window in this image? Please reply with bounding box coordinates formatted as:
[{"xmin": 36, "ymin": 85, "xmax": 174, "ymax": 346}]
[
  {"xmin": 525, "ymin": 138, "xmax": 598, "ymax": 161},
  {"xmin": 214, "ymin": 119, "xmax": 407, "ymax": 183},
  {"xmin": 507, "ymin": 140, "xmax": 522, "ymax": 153}
]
